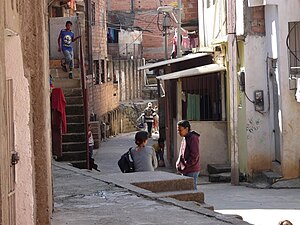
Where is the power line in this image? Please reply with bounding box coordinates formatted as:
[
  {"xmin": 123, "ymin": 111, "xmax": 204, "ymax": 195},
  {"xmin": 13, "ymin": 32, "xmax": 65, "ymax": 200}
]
[{"xmin": 118, "ymin": 15, "xmax": 158, "ymax": 54}]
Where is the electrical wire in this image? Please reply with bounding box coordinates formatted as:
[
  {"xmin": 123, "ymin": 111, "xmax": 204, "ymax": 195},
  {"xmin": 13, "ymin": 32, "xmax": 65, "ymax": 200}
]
[
  {"xmin": 286, "ymin": 21, "xmax": 300, "ymax": 63},
  {"xmin": 118, "ymin": 15, "xmax": 158, "ymax": 54}
]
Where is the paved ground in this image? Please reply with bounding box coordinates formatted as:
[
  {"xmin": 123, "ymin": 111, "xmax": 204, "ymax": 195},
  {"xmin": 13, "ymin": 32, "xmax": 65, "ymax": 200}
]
[{"xmin": 52, "ymin": 132, "xmax": 300, "ymax": 225}]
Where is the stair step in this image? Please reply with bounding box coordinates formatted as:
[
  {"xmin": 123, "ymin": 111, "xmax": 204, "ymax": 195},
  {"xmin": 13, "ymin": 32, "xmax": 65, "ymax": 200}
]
[
  {"xmin": 67, "ymin": 115, "xmax": 85, "ymax": 123},
  {"xmin": 49, "ymin": 59, "xmax": 79, "ymax": 69},
  {"xmin": 66, "ymin": 105, "xmax": 84, "ymax": 115},
  {"xmin": 262, "ymin": 171, "xmax": 282, "ymax": 185},
  {"xmin": 207, "ymin": 164, "xmax": 231, "ymax": 174},
  {"xmin": 60, "ymin": 151, "xmax": 87, "ymax": 161},
  {"xmin": 63, "ymin": 133, "xmax": 85, "ymax": 142},
  {"xmin": 62, "ymin": 142, "xmax": 86, "ymax": 152},
  {"xmin": 69, "ymin": 160, "xmax": 87, "ymax": 169},
  {"xmin": 63, "ymin": 88, "xmax": 83, "ymax": 97},
  {"xmin": 132, "ymin": 177, "xmax": 194, "ymax": 193},
  {"xmin": 156, "ymin": 190, "xmax": 204, "ymax": 203},
  {"xmin": 53, "ymin": 78, "xmax": 81, "ymax": 89},
  {"xmin": 67, "ymin": 123, "xmax": 85, "ymax": 133},
  {"xmin": 209, "ymin": 172, "xmax": 231, "ymax": 183},
  {"xmin": 65, "ymin": 96, "xmax": 83, "ymax": 105}
]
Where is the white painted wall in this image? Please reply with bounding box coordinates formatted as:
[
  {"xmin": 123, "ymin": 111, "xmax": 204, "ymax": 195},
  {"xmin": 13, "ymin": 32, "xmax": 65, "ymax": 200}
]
[
  {"xmin": 267, "ymin": 1, "xmax": 300, "ymax": 178},
  {"xmin": 5, "ymin": 36, "xmax": 34, "ymax": 225},
  {"xmin": 244, "ymin": 1, "xmax": 300, "ymax": 178},
  {"xmin": 244, "ymin": 36, "xmax": 273, "ymax": 173}
]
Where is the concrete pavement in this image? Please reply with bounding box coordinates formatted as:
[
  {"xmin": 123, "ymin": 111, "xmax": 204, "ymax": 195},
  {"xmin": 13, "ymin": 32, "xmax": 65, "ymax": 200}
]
[{"xmin": 52, "ymin": 132, "xmax": 300, "ymax": 225}]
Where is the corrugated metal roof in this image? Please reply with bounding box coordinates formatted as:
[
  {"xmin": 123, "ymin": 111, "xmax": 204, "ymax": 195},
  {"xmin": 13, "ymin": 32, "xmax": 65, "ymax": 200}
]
[
  {"xmin": 138, "ymin": 53, "xmax": 210, "ymax": 70},
  {"xmin": 157, "ymin": 64, "xmax": 226, "ymax": 80}
]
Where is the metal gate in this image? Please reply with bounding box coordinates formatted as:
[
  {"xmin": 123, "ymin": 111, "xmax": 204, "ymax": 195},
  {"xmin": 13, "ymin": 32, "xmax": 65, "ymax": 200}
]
[{"xmin": 5, "ymin": 79, "xmax": 17, "ymax": 225}]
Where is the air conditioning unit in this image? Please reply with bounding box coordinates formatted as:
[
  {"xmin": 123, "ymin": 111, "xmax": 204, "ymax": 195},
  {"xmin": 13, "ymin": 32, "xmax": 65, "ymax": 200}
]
[{"xmin": 248, "ymin": 0, "xmax": 266, "ymax": 7}]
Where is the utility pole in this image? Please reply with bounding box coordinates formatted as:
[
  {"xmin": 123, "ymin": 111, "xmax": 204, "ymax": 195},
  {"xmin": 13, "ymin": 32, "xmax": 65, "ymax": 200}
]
[
  {"xmin": 176, "ymin": 0, "xmax": 182, "ymax": 57},
  {"xmin": 227, "ymin": 0, "xmax": 239, "ymax": 185},
  {"xmin": 163, "ymin": 12, "xmax": 168, "ymax": 60}
]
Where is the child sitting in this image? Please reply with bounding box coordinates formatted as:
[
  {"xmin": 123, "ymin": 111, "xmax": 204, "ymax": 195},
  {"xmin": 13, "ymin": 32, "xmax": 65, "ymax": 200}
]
[{"xmin": 152, "ymin": 137, "xmax": 165, "ymax": 167}]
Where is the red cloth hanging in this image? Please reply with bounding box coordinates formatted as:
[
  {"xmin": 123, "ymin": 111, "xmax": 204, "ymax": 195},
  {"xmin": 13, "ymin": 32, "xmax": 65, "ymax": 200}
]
[{"xmin": 51, "ymin": 88, "xmax": 67, "ymax": 134}]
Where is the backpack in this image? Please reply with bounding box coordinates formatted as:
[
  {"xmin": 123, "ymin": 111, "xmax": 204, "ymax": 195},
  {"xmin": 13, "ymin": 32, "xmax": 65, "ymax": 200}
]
[{"xmin": 118, "ymin": 148, "xmax": 135, "ymax": 173}]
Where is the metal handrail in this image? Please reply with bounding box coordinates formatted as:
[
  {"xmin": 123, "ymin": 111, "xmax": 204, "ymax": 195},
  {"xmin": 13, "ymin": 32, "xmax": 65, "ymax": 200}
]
[{"xmin": 78, "ymin": 27, "xmax": 90, "ymax": 169}]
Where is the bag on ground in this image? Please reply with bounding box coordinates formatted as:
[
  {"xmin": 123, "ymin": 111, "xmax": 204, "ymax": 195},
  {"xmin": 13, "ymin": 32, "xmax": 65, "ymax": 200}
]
[{"xmin": 118, "ymin": 148, "xmax": 134, "ymax": 173}]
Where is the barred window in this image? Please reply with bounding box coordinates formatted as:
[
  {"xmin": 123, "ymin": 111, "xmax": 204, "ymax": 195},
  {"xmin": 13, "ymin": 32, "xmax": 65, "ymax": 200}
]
[{"xmin": 181, "ymin": 73, "xmax": 225, "ymax": 121}]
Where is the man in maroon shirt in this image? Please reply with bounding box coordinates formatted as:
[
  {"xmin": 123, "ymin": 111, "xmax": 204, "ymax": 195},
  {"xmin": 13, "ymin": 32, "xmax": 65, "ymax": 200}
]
[{"xmin": 176, "ymin": 120, "xmax": 200, "ymax": 190}]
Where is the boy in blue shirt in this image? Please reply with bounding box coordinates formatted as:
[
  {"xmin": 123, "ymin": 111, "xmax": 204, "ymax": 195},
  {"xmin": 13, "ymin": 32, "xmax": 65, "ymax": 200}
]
[{"xmin": 57, "ymin": 21, "xmax": 81, "ymax": 79}]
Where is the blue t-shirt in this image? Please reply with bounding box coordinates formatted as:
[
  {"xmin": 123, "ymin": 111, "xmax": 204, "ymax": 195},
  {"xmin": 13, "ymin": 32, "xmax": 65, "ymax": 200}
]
[{"xmin": 60, "ymin": 29, "xmax": 75, "ymax": 51}]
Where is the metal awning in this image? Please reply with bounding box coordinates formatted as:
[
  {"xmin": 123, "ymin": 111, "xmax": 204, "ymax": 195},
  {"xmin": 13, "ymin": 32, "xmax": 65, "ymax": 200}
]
[
  {"xmin": 138, "ymin": 53, "xmax": 210, "ymax": 70},
  {"xmin": 157, "ymin": 64, "xmax": 226, "ymax": 80}
]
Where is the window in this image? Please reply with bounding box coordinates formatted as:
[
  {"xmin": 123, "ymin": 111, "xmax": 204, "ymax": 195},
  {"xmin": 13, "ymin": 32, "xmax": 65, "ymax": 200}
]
[
  {"xmin": 107, "ymin": 28, "xmax": 119, "ymax": 43},
  {"xmin": 107, "ymin": 61, "xmax": 111, "ymax": 81},
  {"xmin": 100, "ymin": 60, "xmax": 105, "ymax": 83},
  {"xmin": 207, "ymin": 0, "xmax": 210, "ymax": 8},
  {"xmin": 181, "ymin": 73, "xmax": 225, "ymax": 121},
  {"xmin": 91, "ymin": 2, "xmax": 95, "ymax": 26},
  {"xmin": 288, "ymin": 21, "xmax": 300, "ymax": 76},
  {"xmin": 113, "ymin": 61, "xmax": 118, "ymax": 84},
  {"xmin": 94, "ymin": 60, "xmax": 100, "ymax": 84}
]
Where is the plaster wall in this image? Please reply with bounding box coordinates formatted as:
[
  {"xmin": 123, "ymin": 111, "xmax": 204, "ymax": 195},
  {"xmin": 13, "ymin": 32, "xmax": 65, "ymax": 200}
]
[
  {"xmin": 5, "ymin": 36, "xmax": 34, "ymax": 225},
  {"xmin": 244, "ymin": 36, "xmax": 273, "ymax": 174},
  {"xmin": 175, "ymin": 121, "xmax": 228, "ymax": 174},
  {"xmin": 267, "ymin": 1, "xmax": 300, "ymax": 177},
  {"xmin": 20, "ymin": 0, "xmax": 53, "ymax": 223}
]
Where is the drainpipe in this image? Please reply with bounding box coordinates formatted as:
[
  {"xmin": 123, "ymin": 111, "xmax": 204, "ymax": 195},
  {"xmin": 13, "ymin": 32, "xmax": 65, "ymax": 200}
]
[
  {"xmin": 176, "ymin": 0, "xmax": 182, "ymax": 57},
  {"xmin": 85, "ymin": 0, "xmax": 93, "ymax": 74},
  {"xmin": 227, "ymin": 0, "xmax": 239, "ymax": 185}
]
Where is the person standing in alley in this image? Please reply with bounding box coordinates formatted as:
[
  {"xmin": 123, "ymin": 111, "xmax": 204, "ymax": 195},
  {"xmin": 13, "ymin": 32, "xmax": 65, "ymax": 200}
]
[
  {"xmin": 176, "ymin": 120, "xmax": 200, "ymax": 190},
  {"xmin": 88, "ymin": 123, "xmax": 94, "ymax": 159},
  {"xmin": 131, "ymin": 131, "xmax": 157, "ymax": 172},
  {"xmin": 143, "ymin": 102, "xmax": 156, "ymax": 138},
  {"xmin": 57, "ymin": 21, "xmax": 81, "ymax": 79}
]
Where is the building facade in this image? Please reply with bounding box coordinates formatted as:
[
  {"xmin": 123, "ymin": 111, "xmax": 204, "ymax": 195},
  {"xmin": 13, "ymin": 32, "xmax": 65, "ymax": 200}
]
[
  {"xmin": 1, "ymin": 0, "xmax": 52, "ymax": 224},
  {"xmin": 197, "ymin": 0, "xmax": 300, "ymax": 179}
]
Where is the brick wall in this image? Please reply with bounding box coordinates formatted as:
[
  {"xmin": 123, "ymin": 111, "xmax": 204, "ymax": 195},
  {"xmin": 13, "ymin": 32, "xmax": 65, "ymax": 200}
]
[
  {"xmin": 92, "ymin": 0, "xmax": 107, "ymax": 60},
  {"xmin": 109, "ymin": 0, "xmax": 198, "ymax": 60},
  {"xmin": 109, "ymin": 0, "xmax": 131, "ymax": 11},
  {"xmin": 249, "ymin": 6, "xmax": 265, "ymax": 35}
]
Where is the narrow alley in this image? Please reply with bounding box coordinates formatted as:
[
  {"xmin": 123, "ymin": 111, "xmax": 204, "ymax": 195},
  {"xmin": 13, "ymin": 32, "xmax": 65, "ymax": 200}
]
[{"xmin": 52, "ymin": 132, "xmax": 300, "ymax": 225}]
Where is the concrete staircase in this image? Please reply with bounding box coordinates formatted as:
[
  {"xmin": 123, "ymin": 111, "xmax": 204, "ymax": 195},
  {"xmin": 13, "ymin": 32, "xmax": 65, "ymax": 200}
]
[
  {"xmin": 207, "ymin": 164, "xmax": 231, "ymax": 183},
  {"xmin": 102, "ymin": 171, "xmax": 213, "ymax": 210},
  {"xmin": 50, "ymin": 61, "xmax": 87, "ymax": 169}
]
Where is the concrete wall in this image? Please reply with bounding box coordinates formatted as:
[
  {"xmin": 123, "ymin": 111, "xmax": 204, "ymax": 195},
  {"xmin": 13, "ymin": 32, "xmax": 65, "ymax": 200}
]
[
  {"xmin": 173, "ymin": 120, "xmax": 228, "ymax": 175},
  {"xmin": 264, "ymin": 1, "xmax": 300, "ymax": 178},
  {"xmin": 5, "ymin": 35, "xmax": 35, "ymax": 225},
  {"xmin": 20, "ymin": 0, "xmax": 53, "ymax": 224},
  {"xmin": 192, "ymin": 121, "xmax": 228, "ymax": 174}
]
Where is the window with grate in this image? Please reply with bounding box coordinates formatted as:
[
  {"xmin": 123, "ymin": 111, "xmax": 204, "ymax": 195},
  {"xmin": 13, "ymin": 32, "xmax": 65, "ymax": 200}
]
[
  {"xmin": 94, "ymin": 60, "xmax": 100, "ymax": 84},
  {"xmin": 288, "ymin": 22, "xmax": 300, "ymax": 76},
  {"xmin": 181, "ymin": 73, "xmax": 225, "ymax": 121},
  {"xmin": 113, "ymin": 61, "xmax": 118, "ymax": 83},
  {"xmin": 91, "ymin": 2, "xmax": 95, "ymax": 26},
  {"xmin": 100, "ymin": 60, "xmax": 105, "ymax": 83}
]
